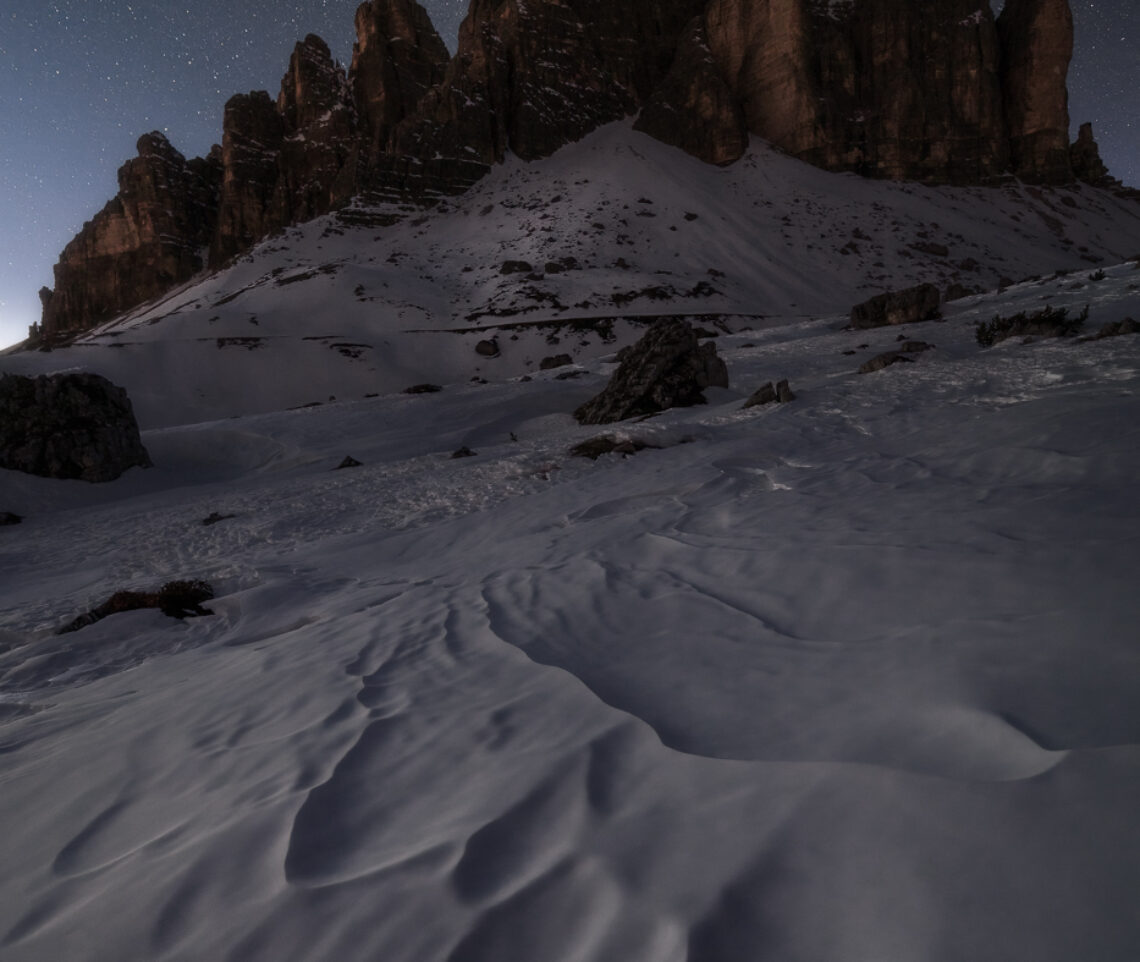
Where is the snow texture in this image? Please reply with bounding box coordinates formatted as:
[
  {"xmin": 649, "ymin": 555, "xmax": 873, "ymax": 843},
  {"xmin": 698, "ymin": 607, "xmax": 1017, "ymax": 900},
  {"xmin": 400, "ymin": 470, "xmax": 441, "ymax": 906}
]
[{"xmin": 2, "ymin": 124, "xmax": 1140, "ymax": 961}]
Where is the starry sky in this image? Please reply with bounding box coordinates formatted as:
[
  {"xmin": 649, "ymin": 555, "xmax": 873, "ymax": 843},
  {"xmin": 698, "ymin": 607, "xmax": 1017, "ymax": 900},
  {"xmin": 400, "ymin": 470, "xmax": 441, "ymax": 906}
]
[{"xmin": 1, "ymin": 0, "xmax": 1136, "ymax": 349}]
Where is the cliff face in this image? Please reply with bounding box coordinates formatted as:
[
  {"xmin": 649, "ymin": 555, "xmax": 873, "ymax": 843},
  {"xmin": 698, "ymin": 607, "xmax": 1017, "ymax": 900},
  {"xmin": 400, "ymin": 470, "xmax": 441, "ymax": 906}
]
[
  {"xmin": 350, "ymin": 0, "xmax": 451, "ymax": 172},
  {"xmin": 211, "ymin": 91, "xmax": 285, "ymax": 266},
  {"xmin": 41, "ymin": 0, "xmax": 1101, "ymax": 342},
  {"xmin": 998, "ymin": 0, "xmax": 1074, "ymax": 184},
  {"xmin": 381, "ymin": 0, "xmax": 705, "ymax": 199},
  {"xmin": 42, "ymin": 133, "xmax": 221, "ymax": 339},
  {"xmin": 701, "ymin": 0, "xmax": 1009, "ymax": 183}
]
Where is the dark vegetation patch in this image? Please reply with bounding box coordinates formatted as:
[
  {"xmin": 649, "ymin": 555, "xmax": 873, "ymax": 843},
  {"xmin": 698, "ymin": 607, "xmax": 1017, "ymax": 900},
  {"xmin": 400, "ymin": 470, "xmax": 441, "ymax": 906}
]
[
  {"xmin": 975, "ymin": 304, "xmax": 1088, "ymax": 347},
  {"xmin": 404, "ymin": 383, "xmax": 443, "ymax": 394},
  {"xmin": 60, "ymin": 580, "xmax": 214, "ymax": 634}
]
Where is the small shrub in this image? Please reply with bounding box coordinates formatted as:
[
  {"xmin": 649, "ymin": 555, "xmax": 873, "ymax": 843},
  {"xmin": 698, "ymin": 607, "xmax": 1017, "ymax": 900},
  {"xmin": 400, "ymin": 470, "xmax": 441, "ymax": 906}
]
[
  {"xmin": 975, "ymin": 304, "xmax": 1089, "ymax": 347},
  {"xmin": 1089, "ymin": 269, "xmax": 1107, "ymax": 282}
]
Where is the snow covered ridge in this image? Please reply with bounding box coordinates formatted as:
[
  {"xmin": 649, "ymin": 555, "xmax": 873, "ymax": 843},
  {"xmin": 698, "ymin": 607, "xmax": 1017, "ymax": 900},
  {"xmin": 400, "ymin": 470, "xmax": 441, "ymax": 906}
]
[
  {"xmin": 3, "ymin": 157, "xmax": 1140, "ymax": 959},
  {"xmin": 5, "ymin": 125, "xmax": 1140, "ymax": 430}
]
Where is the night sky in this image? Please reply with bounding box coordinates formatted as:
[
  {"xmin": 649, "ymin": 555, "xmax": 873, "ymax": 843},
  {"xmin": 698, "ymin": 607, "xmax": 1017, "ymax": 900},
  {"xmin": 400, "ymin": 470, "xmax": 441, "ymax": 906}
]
[{"xmin": 1, "ymin": 1, "xmax": 1136, "ymax": 349}]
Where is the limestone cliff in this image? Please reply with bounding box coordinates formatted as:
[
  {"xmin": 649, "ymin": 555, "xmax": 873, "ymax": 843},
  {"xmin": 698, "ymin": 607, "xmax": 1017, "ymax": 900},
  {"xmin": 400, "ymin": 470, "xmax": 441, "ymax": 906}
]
[
  {"xmin": 39, "ymin": 0, "xmax": 1101, "ymax": 343},
  {"xmin": 702, "ymin": 0, "xmax": 1008, "ymax": 183},
  {"xmin": 42, "ymin": 133, "xmax": 220, "ymax": 340},
  {"xmin": 998, "ymin": 0, "xmax": 1074, "ymax": 183}
]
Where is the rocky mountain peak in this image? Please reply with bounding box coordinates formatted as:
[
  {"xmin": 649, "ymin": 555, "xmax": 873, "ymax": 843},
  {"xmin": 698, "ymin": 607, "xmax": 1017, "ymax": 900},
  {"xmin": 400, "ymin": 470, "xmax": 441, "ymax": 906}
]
[
  {"xmin": 1070, "ymin": 122, "xmax": 1113, "ymax": 187},
  {"xmin": 36, "ymin": 0, "xmax": 1124, "ymax": 346},
  {"xmin": 350, "ymin": 0, "xmax": 450, "ymax": 170},
  {"xmin": 278, "ymin": 34, "xmax": 351, "ymax": 130}
]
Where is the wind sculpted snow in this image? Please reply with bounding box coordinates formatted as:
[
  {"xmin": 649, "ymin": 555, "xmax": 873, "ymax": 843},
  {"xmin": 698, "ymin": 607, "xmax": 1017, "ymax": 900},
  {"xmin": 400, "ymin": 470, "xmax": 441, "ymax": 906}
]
[{"xmin": 2, "ymin": 132, "xmax": 1140, "ymax": 960}]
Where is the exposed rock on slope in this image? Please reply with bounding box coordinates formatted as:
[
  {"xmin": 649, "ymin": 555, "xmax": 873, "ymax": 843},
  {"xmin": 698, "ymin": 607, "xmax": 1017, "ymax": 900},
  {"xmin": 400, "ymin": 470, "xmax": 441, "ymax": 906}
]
[
  {"xmin": 575, "ymin": 319, "xmax": 729, "ymax": 424},
  {"xmin": 1070, "ymin": 122, "xmax": 1113, "ymax": 188},
  {"xmin": 0, "ymin": 373, "xmax": 151, "ymax": 482},
  {"xmin": 850, "ymin": 284, "xmax": 942, "ymax": 329}
]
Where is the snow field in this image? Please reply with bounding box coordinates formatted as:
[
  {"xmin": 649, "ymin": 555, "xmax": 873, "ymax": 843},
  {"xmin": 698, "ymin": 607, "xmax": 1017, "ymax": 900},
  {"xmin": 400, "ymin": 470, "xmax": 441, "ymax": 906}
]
[{"xmin": 2, "ymin": 127, "xmax": 1140, "ymax": 960}]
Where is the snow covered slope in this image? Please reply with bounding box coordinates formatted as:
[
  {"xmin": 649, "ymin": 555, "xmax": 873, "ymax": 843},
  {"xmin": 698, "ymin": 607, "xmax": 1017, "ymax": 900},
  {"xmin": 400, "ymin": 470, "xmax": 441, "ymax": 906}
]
[
  {"xmin": 3, "ymin": 224, "xmax": 1140, "ymax": 960},
  {"xmin": 4, "ymin": 123, "xmax": 1140, "ymax": 428}
]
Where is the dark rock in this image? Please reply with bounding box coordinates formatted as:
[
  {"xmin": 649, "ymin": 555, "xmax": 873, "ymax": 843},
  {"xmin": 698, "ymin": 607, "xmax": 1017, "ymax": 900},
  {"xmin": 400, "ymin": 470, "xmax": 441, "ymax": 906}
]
[
  {"xmin": 450, "ymin": 446, "xmax": 477, "ymax": 459},
  {"xmin": 201, "ymin": 512, "xmax": 237, "ymax": 526},
  {"xmin": 500, "ymin": 260, "xmax": 534, "ymax": 275},
  {"xmin": 404, "ymin": 382, "xmax": 443, "ymax": 394},
  {"xmin": 575, "ymin": 318, "xmax": 728, "ymax": 424},
  {"xmin": 59, "ymin": 580, "xmax": 215, "ymax": 634},
  {"xmin": 475, "ymin": 338, "xmax": 500, "ymax": 358},
  {"xmin": 998, "ymin": 0, "xmax": 1074, "ymax": 183},
  {"xmin": 1070, "ymin": 122, "xmax": 1114, "ymax": 187},
  {"xmin": 705, "ymin": 0, "xmax": 1008, "ymax": 183},
  {"xmin": 211, "ymin": 92, "xmax": 287, "ymax": 265},
  {"xmin": 945, "ymin": 283, "xmax": 981, "ymax": 302},
  {"xmin": 859, "ymin": 352, "xmax": 915, "ymax": 374},
  {"xmin": 383, "ymin": 0, "xmax": 704, "ymax": 200},
  {"xmin": 336, "ymin": 456, "xmax": 364, "ymax": 469},
  {"xmin": 1, "ymin": 512, "xmax": 22, "ymax": 526},
  {"xmin": 744, "ymin": 379, "xmax": 795, "ymax": 408},
  {"xmin": 570, "ymin": 436, "xmax": 660, "ymax": 460},
  {"xmin": 742, "ymin": 382, "xmax": 777, "ymax": 409},
  {"xmin": 0, "ymin": 373, "xmax": 151, "ymax": 482},
  {"xmin": 1091, "ymin": 318, "xmax": 1140, "ymax": 340},
  {"xmin": 41, "ymin": 133, "xmax": 222, "ymax": 340},
  {"xmin": 635, "ymin": 16, "xmax": 748, "ymax": 166},
  {"xmin": 911, "ymin": 241, "xmax": 950, "ymax": 258},
  {"xmin": 850, "ymin": 284, "xmax": 942, "ymax": 330},
  {"xmin": 350, "ymin": 0, "xmax": 451, "ymax": 171},
  {"xmin": 539, "ymin": 354, "xmax": 573, "ymax": 370},
  {"xmin": 268, "ymin": 35, "xmax": 359, "ymax": 231}
]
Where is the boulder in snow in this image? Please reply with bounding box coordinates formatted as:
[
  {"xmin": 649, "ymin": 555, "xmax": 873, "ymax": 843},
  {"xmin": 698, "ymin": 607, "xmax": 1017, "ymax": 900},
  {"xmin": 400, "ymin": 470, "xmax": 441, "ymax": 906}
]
[
  {"xmin": 0, "ymin": 373, "xmax": 151, "ymax": 482},
  {"xmin": 850, "ymin": 284, "xmax": 942, "ymax": 330},
  {"xmin": 574, "ymin": 319, "xmax": 729, "ymax": 424}
]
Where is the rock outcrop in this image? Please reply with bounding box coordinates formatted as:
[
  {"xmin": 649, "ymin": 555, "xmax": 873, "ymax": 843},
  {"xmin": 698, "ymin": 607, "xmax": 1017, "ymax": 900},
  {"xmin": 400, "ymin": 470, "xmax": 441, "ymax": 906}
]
[
  {"xmin": 0, "ymin": 373, "xmax": 151, "ymax": 482},
  {"xmin": 575, "ymin": 319, "xmax": 728, "ymax": 424},
  {"xmin": 998, "ymin": 0, "xmax": 1074, "ymax": 183},
  {"xmin": 850, "ymin": 284, "xmax": 942, "ymax": 329},
  {"xmin": 1070, "ymin": 122, "xmax": 1113, "ymax": 188}
]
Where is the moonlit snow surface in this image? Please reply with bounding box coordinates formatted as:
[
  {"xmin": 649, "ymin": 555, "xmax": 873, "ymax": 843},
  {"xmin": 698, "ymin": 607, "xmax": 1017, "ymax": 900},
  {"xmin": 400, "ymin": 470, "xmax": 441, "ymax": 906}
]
[{"xmin": 2, "ymin": 126, "xmax": 1140, "ymax": 960}]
